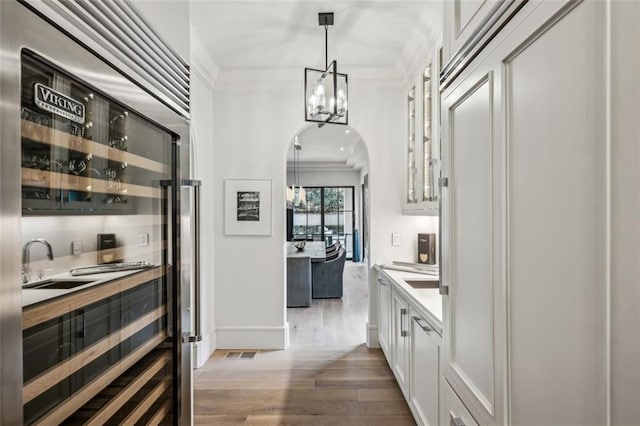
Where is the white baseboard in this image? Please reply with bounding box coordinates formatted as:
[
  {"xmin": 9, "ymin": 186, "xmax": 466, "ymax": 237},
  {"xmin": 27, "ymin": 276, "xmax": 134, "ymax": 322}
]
[
  {"xmin": 366, "ymin": 323, "xmax": 379, "ymax": 348},
  {"xmin": 194, "ymin": 329, "xmax": 217, "ymax": 369},
  {"xmin": 216, "ymin": 325, "xmax": 289, "ymax": 350}
]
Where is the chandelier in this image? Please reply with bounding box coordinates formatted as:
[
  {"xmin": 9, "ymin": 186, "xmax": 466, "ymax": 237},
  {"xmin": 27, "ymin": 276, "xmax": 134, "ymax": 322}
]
[{"xmin": 305, "ymin": 12, "xmax": 348, "ymax": 127}]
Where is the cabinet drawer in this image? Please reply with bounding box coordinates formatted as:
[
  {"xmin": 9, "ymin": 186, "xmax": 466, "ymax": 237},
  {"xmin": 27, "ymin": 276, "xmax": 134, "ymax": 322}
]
[{"xmin": 443, "ymin": 380, "xmax": 478, "ymax": 426}]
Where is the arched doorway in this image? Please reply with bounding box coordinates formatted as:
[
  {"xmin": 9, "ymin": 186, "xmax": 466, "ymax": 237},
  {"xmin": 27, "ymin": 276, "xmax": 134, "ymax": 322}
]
[{"xmin": 283, "ymin": 124, "xmax": 370, "ymax": 348}]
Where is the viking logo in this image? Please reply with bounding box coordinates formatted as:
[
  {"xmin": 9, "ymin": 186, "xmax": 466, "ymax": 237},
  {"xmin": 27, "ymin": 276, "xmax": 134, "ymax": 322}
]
[{"xmin": 34, "ymin": 83, "xmax": 85, "ymax": 124}]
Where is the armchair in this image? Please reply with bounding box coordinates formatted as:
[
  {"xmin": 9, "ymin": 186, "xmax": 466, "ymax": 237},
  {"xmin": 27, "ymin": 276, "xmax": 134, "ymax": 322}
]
[{"xmin": 312, "ymin": 248, "xmax": 346, "ymax": 298}]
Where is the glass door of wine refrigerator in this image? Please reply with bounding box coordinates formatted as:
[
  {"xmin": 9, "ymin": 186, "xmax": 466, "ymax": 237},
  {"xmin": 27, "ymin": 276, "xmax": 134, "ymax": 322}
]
[{"xmin": 21, "ymin": 49, "xmax": 178, "ymax": 425}]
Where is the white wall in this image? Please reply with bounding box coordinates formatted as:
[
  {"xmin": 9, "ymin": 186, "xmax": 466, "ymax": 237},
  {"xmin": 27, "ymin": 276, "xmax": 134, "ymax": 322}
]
[
  {"xmin": 190, "ymin": 64, "xmax": 216, "ymax": 367},
  {"xmin": 212, "ymin": 70, "xmax": 435, "ymax": 349},
  {"xmin": 21, "ymin": 215, "xmax": 160, "ymax": 278},
  {"xmin": 287, "ymin": 169, "xmax": 361, "ymax": 188}
]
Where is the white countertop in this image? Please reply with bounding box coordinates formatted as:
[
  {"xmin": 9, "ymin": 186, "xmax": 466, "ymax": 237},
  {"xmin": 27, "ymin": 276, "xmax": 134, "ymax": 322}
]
[
  {"xmin": 376, "ymin": 265, "xmax": 443, "ymax": 334},
  {"xmin": 22, "ymin": 268, "xmax": 151, "ymax": 308}
]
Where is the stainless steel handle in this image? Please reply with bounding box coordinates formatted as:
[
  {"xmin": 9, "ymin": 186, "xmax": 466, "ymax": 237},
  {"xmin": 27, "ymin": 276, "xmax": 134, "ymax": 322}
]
[
  {"xmin": 378, "ymin": 278, "xmax": 387, "ymax": 286},
  {"xmin": 412, "ymin": 316, "xmax": 432, "ymax": 332},
  {"xmin": 400, "ymin": 308, "xmax": 408, "ymax": 337},
  {"xmin": 438, "ymin": 177, "xmax": 449, "ymax": 296},
  {"xmin": 184, "ymin": 180, "xmax": 202, "ymax": 344},
  {"xmin": 450, "ymin": 414, "xmax": 466, "ymax": 426}
]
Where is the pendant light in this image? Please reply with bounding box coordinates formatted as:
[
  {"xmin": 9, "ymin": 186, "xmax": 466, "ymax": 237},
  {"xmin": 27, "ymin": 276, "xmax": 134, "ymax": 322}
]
[
  {"xmin": 305, "ymin": 12, "xmax": 348, "ymax": 127},
  {"xmin": 292, "ymin": 136, "xmax": 306, "ymax": 207},
  {"xmin": 287, "ymin": 136, "xmax": 306, "ymax": 208}
]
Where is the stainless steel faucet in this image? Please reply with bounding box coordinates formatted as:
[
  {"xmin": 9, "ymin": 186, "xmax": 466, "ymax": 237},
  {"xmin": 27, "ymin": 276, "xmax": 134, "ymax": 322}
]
[{"xmin": 22, "ymin": 239, "xmax": 54, "ymax": 283}]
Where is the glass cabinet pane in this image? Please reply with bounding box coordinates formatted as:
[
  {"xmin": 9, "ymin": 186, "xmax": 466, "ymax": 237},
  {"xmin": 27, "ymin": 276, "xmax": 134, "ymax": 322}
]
[
  {"xmin": 20, "ymin": 51, "xmax": 172, "ymax": 216},
  {"xmin": 423, "ymin": 61, "xmax": 436, "ymax": 202},
  {"xmin": 407, "ymin": 86, "xmax": 417, "ymax": 203}
]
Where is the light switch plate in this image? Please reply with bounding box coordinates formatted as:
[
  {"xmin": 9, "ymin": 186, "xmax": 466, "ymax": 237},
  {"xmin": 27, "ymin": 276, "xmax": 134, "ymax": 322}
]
[
  {"xmin": 392, "ymin": 233, "xmax": 401, "ymax": 246},
  {"xmin": 137, "ymin": 233, "xmax": 149, "ymax": 247},
  {"xmin": 72, "ymin": 240, "xmax": 82, "ymax": 256}
]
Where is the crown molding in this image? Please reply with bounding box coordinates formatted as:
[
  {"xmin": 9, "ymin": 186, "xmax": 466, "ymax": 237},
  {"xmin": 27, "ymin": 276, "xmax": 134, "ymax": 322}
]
[
  {"xmin": 287, "ymin": 161, "xmax": 363, "ymax": 173},
  {"xmin": 394, "ymin": 4, "xmax": 443, "ymax": 89},
  {"xmin": 397, "ymin": 28, "xmax": 442, "ymax": 91},
  {"xmin": 213, "ymin": 66, "xmax": 404, "ymax": 93},
  {"xmin": 190, "ymin": 28, "xmax": 220, "ymax": 90}
]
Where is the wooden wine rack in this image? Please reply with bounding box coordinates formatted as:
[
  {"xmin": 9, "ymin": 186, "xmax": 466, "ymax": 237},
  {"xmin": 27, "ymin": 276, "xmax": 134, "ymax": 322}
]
[{"xmin": 23, "ymin": 267, "xmax": 173, "ymax": 425}]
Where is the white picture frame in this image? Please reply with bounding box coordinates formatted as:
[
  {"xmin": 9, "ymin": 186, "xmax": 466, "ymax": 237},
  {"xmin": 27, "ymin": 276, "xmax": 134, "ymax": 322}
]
[{"xmin": 224, "ymin": 179, "xmax": 272, "ymax": 236}]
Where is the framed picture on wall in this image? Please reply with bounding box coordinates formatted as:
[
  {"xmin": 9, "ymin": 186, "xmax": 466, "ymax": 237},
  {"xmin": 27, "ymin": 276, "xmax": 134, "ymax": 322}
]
[{"xmin": 224, "ymin": 179, "xmax": 272, "ymax": 236}]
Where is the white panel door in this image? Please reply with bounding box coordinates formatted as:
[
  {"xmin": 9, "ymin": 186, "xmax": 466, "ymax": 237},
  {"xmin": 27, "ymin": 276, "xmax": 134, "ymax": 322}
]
[
  {"xmin": 392, "ymin": 291, "xmax": 410, "ymax": 396},
  {"xmin": 441, "ymin": 69, "xmax": 498, "ymax": 422},
  {"xmin": 410, "ymin": 310, "xmax": 440, "ymax": 426},
  {"xmin": 503, "ymin": 2, "xmax": 607, "ymax": 424},
  {"xmin": 378, "ymin": 275, "xmax": 391, "ymax": 357}
]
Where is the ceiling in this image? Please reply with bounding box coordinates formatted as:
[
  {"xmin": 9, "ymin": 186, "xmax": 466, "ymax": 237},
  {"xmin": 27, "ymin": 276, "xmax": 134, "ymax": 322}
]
[
  {"xmin": 190, "ymin": 0, "xmax": 441, "ymax": 71},
  {"xmin": 286, "ymin": 124, "xmax": 364, "ymax": 164},
  {"xmin": 190, "ymin": 1, "xmax": 441, "ymax": 166}
]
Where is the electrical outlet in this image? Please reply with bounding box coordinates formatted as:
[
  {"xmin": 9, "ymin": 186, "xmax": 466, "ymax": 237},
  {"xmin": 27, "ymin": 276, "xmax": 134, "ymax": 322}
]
[
  {"xmin": 72, "ymin": 240, "xmax": 82, "ymax": 256},
  {"xmin": 392, "ymin": 233, "xmax": 401, "ymax": 247},
  {"xmin": 137, "ymin": 233, "xmax": 149, "ymax": 247}
]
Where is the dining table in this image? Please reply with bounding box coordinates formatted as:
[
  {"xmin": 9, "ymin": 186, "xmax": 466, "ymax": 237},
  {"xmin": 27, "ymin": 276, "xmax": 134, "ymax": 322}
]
[{"xmin": 286, "ymin": 241, "xmax": 326, "ymax": 262}]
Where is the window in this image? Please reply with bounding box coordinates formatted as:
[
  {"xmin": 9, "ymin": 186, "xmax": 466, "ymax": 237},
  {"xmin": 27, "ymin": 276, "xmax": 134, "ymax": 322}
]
[{"xmin": 290, "ymin": 186, "xmax": 355, "ymax": 259}]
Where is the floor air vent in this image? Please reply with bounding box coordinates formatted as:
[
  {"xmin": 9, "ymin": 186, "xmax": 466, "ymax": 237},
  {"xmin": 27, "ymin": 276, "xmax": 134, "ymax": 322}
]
[{"xmin": 225, "ymin": 351, "xmax": 256, "ymax": 359}]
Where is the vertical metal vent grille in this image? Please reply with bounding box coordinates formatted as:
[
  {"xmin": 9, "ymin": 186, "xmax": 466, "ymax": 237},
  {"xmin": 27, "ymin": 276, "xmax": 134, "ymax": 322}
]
[{"xmin": 20, "ymin": 0, "xmax": 190, "ymax": 118}]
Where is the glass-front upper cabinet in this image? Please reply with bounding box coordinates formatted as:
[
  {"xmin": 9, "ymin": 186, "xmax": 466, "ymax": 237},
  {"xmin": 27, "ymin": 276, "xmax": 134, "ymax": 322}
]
[
  {"xmin": 21, "ymin": 51, "xmax": 170, "ymax": 215},
  {"xmin": 403, "ymin": 46, "xmax": 440, "ymax": 216}
]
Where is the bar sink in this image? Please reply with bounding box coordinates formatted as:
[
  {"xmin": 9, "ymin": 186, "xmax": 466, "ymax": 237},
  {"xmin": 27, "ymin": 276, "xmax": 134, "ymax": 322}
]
[
  {"xmin": 404, "ymin": 279, "xmax": 439, "ymax": 289},
  {"xmin": 23, "ymin": 279, "xmax": 95, "ymax": 290}
]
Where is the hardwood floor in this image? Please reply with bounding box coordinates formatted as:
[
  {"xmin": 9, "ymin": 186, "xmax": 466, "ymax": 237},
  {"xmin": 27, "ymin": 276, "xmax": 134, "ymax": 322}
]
[{"xmin": 194, "ymin": 262, "xmax": 415, "ymax": 425}]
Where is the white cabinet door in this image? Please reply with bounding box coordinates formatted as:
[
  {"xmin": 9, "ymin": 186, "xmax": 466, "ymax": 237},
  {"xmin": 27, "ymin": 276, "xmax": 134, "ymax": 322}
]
[
  {"xmin": 377, "ymin": 275, "xmax": 391, "ymax": 357},
  {"xmin": 441, "ymin": 63, "xmax": 500, "ymax": 424},
  {"xmin": 500, "ymin": 2, "xmax": 607, "ymax": 423},
  {"xmin": 441, "ymin": 1, "xmax": 608, "ymax": 424},
  {"xmin": 391, "ymin": 290, "xmax": 410, "ymax": 396},
  {"xmin": 410, "ymin": 310, "xmax": 440, "ymax": 426}
]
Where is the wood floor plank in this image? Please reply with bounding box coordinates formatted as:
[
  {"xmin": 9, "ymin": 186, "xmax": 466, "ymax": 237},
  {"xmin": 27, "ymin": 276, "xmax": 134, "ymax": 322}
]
[
  {"xmin": 194, "ymin": 415, "xmax": 247, "ymax": 425},
  {"xmin": 194, "ymin": 378, "xmax": 316, "ymax": 390},
  {"xmin": 357, "ymin": 387, "xmax": 406, "ymax": 402},
  {"xmin": 194, "ymin": 263, "xmax": 416, "ymax": 425},
  {"xmin": 244, "ymin": 414, "xmax": 416, "ymax": 426}
]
